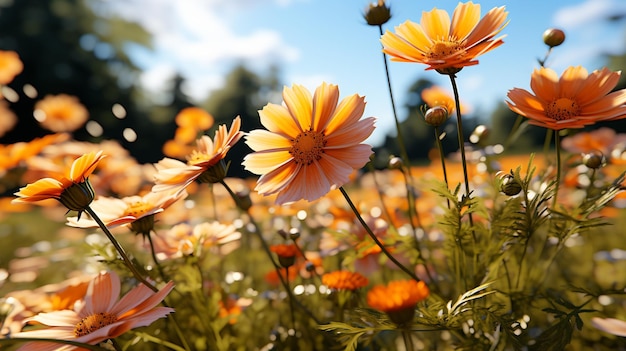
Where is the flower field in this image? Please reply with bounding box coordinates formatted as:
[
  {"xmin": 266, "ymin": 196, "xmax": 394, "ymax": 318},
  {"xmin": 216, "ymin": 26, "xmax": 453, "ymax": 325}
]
[{"xmin": 2, "ymin": 1, "xmax": 626, "ymax": 350}]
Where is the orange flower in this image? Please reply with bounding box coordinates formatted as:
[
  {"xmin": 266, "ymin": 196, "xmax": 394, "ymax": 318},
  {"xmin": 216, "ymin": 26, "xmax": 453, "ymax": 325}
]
[
  {"xmin": 243, "ymin": 82, "xmax": 376, "ymax": 204},
  {"xmin": 175, "ymin": 107, "xmax": 214, "ymax": 130},
  {"xmin": 153, "ymin": 116, "xmax": 243, "ymax": 192},
  {"xmin": 0, "ymin": 99, "xmax": 17, "ymax": 137},
  {"xmin": 270, "ymin": 243, "xmax": 299, "ymax": 268},
  {"xmin": 0, "ymin": 50, "xmax": 23, "ymax": 85},
  {"xmin": 561, "ymin": 127, "xmax": 626, "ymax": 157},
  {"xmin": 322, "ymin": 271, "xmax": 369, "ymax": 291},
  {"xmin": 34, "ymin": 94, "xmax": 89, "ymax": 132},
  {"xmin": 367, "ymin": 280, "xmax": 429, "ymax": 313},
  {"xmin": 11, "ymin": 271, "xmax": 174, "ymax": 350},
  {"xmin": 506, "ymin": 66, "xmax": 626, "ymax": 130},
  {"xmin": 12, "ymin": 151, "xmax": 105, "ymax": 212},
  {"xmin": 380, "ymin": 2, "xmax": 508, "ymax": 73}
]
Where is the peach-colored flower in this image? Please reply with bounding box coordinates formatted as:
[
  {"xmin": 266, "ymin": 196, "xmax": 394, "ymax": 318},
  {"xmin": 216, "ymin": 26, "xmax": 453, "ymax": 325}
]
[
  {"xmin": 66, "ymin": 190, "xmax": 187, "ymax": 236},
  {"xmin": 322, "ymin": 271, "xmax": 369, "ymax": 291},
  {"xmin": 380, "ymin": 2, "xmax": 508, "ymax": 72},
  {"xmin": 34, "ymin": 94, "xmax": 89, "ymax": 132},
  {"xmin": 421, "ymin": 85, "xmax": 470, "ymax": 116},
  {"xmin": 153, "ymin": 116, "xmax": 243, "ymax": 193},
  {"xmin": 150, "ymin": 221, "xmax": 241, "ymax": 259},
  {"xmin": 243, "ymin": 82, "xmax": 375, "ymax": 204},
  {"xmin": 11, "ymin": 271, "xmax": 174, "ymax": 350},
  {"xmin": 592, "ymin": 317, "xmax": 626, "ymax": 337},
  {"xmin": 0, "ymin": 50, "xmax": 23, "ymax": 85},
  {"xmin": 506, "ymin": 66, "xmax": 626, "ymax": 130},
  {"xmin": 561, "ymin": 127, "xmax": 626, "ymax": 158},
  {"xmin": 12, "ymin": 151, "xmax": 105, "ymax": 211}
]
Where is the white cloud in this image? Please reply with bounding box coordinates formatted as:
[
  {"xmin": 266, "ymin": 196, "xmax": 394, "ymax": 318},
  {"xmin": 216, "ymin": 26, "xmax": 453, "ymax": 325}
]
[
  {"xmin": 95, "ymin": 0, "xmax": 300, "ymax": 101},
  {"xmin": 554, "ymin": 0, "xmax": 626, "ymax": 28}
]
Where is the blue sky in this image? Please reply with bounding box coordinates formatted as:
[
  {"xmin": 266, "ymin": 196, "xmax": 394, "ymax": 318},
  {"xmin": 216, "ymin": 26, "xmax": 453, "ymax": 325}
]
[{"xmin": 100, "ymin": 0, "xmax": 626, "ymax": 146}]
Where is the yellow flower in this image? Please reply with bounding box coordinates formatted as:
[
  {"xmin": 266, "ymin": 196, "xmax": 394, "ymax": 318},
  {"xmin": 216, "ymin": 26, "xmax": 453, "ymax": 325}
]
[
  {"xmin": 34, "ymin": 94, "xmax": 89, "ymax": 132},
  {"xmin": 243, "ymin": 82, "xmax": 375, "ymax": 204},
  {"xmin": 506, "ymin": 66, "xmax": 626, "ymax": 130},
  {"xmin": 153, "ymin": 116, "xmax": 243, "ymax": 192},
  {"xmin": 0, "ymin": 50, "xmax": 23, "ymax": 85},
  {"xmin": 380, "ymin": 1, "xmax": 508, "ymax": 73},
  {"xmin": 12, "ymin": 151, "xmax": 105, "ymax": 212}
]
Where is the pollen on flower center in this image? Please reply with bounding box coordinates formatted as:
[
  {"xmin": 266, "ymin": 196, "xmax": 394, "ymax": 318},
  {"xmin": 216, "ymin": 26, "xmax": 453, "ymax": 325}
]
[
  {"xmin": 74, "ymin": 312, "xmax": 117, "ymax": 337},
  {"xmin": 427, "ymin": 40, "xmax": 465, "ymax": 59},
  {"xmin": 546, "ymin": 98, "xmax": 581, "ymax": 121},
  {"xmin": 124, "ymin": 201, "xmax": 152, "ymax": 217},
  {"xmin": 289, "ymin": 129, "xmax": 327, "ymax": 165},
  {"xmin": 187, "ymin": 150, "xmax": 211, "ymax": 165}
]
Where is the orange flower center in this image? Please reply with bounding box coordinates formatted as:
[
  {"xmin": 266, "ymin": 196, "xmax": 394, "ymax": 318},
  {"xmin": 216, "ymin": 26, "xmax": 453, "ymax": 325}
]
[
  {"xmin": 124, "ymin": 201, "xmax": 152, "ymax": 217},
  {"xmin": 427, "ymin": 40, "xmax": 465, "ymax": 60},
  {"xmin": 74, "ymin": 312, "xmax": 117, "ymax": 337},
  {"xmin": 290, "ymin": 130, "xmax": 326, "ymax": 165},
  {"xmin": 546, "ymin": 98, "xmax": 581, "ymax": 121}
]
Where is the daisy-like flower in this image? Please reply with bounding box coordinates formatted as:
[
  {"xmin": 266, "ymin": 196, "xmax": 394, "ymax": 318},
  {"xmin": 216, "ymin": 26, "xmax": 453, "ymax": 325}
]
[
  {"xmin": 380, "ymin": 1, "xmax": 508, "ymax": 73},
  {"xmin": 507, "ymin": 66, "xmax": 626, "ymax": 130},
  {"xmin": 591, "ymin": 317, "xmax": 626, "ymax": 337},
  {"xmin": 153, "ymin": 116, "xmax": 243, "ymax": 193},
  {"xmin": 0, "ymin": 50, "xmax": 24, "ymax": 85},
  {"xmin": 34, "ymin": 94, "xmax": 89, "ymax": 133},
  {"xmin": 12, "ymin": 150, "xmax": 105, "ymax": 213},
  {"xmin": 11, "ymin": 271, "xmax": 174, "ymax": 350},
  {"xmin": 243, "ymin": 82, "xmax": 376, "ymax": 204},
  {"xmin": 367, "ymin": 280, "xmax": 429, "ymax": 326},
  {"xmin": 66, "ymin": 190, "xmax": 187, "ymax": 237},
  {"xmin": 322, "ymin": 271, "xmax": 369, "ymax": 291}
]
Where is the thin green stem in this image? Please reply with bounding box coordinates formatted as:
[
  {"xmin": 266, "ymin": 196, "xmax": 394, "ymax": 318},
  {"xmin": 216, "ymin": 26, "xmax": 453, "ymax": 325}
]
[
  {"xmin": 434, "ymin": 126, "xmax": 451, "ymax": 209},
  {"xmin": 85, "ymin": 206, "xmax": 157, "ymax": 292},
  {"xmin": 447, "ymin": 75, "xmax": 475, "ymax": 227},
  {"xmin": 339, "ymin": 186, "xmax": 420, "ymax": 282},
  {"xmin": 378, "ymin": 24, "xmax": 422, "ymax": 235},
  {"xmin": 553, "ymin": 131, "xmax": 562, "ymax": 209},
  {"xmin": 146, "ymin": 233, "xmax": 167, "ymax": 282},
  {"xmin": 130, "ymin": 331, "xmax": 187, "ymax": 351},
  {"xmin": 402, "ymin": 329, "xmax": 415, "ymax": 351}
]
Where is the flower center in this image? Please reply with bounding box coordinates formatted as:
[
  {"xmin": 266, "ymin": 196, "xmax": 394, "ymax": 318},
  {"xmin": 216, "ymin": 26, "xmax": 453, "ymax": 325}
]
[
  {"xmin": 546, "ymin": 98, "xmax": 581, "ymax": 121},
  {"xmin": 124, "ymin": 201, "xmax": 152, "ymax": 217},
  {"xmin": 289, "ymin": 130, "xmax": 326, "ymax": 165},
  {"xmin": 187, "ymin": 150, "xmax": 212, "ymax": 166},
  {"xmin": 427, "ymin": 40, "xmax": 465, "ymax": 60},
  {"xmin": 74, "ymin": 312, "xmax": 117, "ymax": 337}
]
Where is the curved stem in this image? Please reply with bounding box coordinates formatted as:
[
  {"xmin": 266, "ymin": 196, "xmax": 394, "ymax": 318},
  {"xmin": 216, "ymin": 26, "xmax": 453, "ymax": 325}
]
[
  {"xmin": 85, "ymin": 206, "xmax": 157, "ymax": 292},
  {"xmin": 339, "ymin": 187, "xmax": 420, "ymax": 282},
  {"xmin": 402, "ymin": 329, "xmax": 415, "ymax": 351},
  {"xmin": 434, "ymin": 126, "xmax": 451, "ymax": 209}
]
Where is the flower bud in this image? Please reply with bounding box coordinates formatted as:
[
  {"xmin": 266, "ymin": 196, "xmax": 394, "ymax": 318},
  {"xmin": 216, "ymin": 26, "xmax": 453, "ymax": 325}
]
[
  {"xmin": 582, "ymin": 151, "xmax": 605, "ymax": 169},
  {"xmin": 129, "ymin": 215, "xmax": 156, "ymax": 238},
  {"xmin": 364, "ymin": 0, "xmax": 391, "ymax": 26},
  {"xmin": 388, "ymin": 156, "xmax": 404, "ymax": 170},
  {"xmin": 543, "ymin": 28, "xmax": 565, "ymax": 47},
  {"xmin": 498, "ymin": 171, "xmax": 521, "ymax": 196},
  {"xmin": 424, "ymin": 106, "xmax": 449, "ymax": 127}
]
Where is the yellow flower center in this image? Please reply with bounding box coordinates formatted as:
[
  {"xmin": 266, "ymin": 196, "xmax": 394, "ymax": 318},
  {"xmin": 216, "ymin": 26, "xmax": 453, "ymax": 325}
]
[
  {"xmin": 187, "ymin": 150, "xmax": 212, "ymax": 166},
  {"xmin": 124, "ymin": 201, "xmax": 153, "ymax": 217},
  {"xmin": 546, "ymin": 98, "xmax": 581, "ymax": 121},
  {"xmin": 290, "ymin": 130, "xmax": 326, "ymax": 165},
  {"xmin": 427, "ymin": 40, "xmax": 465, "ymax": 60},
  {"xmin": 74, "ymin": 312, "xmax": 117, "ymax": 337}
]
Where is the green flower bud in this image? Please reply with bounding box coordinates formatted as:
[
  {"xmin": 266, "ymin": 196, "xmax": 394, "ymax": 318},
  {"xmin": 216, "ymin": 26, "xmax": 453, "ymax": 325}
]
[{"xmin": 364, "ymin": 0, "xmax": 391, "ymax": 26}]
